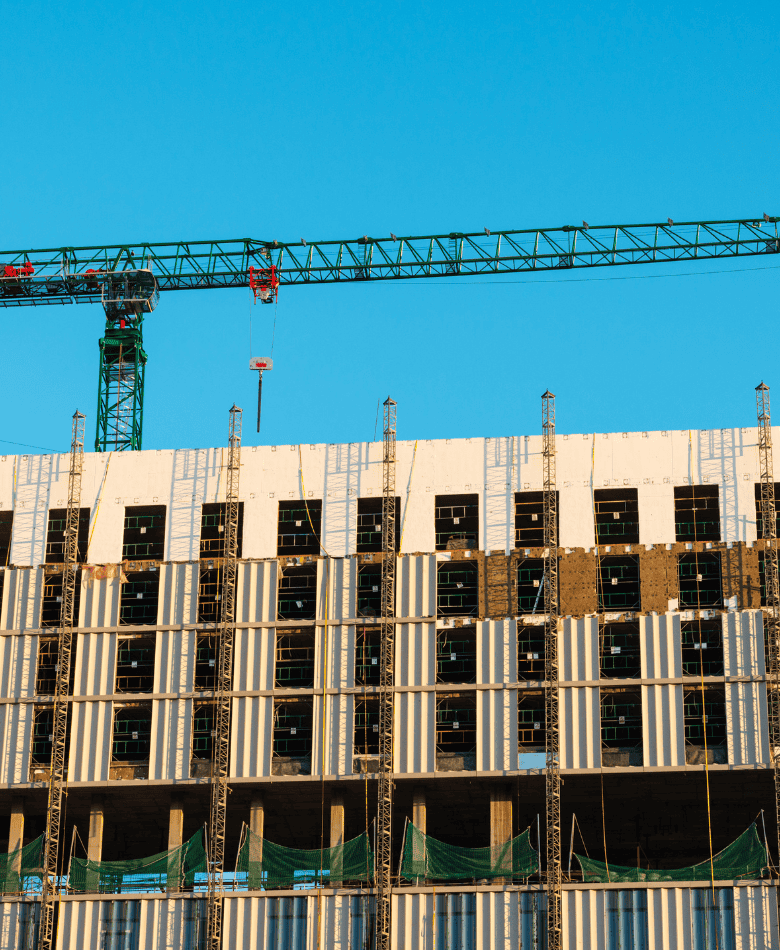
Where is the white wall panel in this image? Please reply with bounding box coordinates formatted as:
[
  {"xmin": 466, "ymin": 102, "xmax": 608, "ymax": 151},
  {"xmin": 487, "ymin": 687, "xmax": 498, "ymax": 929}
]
[
  {"xmin": 392, "ymin": 892, "xmax": 434, "ymax": 950},
  {"xmin": 724, "ymin": 610, "xmax": 765, "ymax": 678},
  {"xmin": 641, "ymin": 612, "xmax": 682, "ymax": 679},
  {"xmin": 0, "ymin": 633, "xmax": 36, "ymax": 698},
  {"xmin": 318, "ymin": 624, "xmax": 354, "ymax": 691},
  {"xmin": 312, "ymin": 693, "xmax": 353, "ymax": 777},
  {"xmin": 8, "ymin": 454, "xmax": 54, "ymax": 568},
  {"xmin": 222, "ymin": 894, "xmax": 318, "ymax": 950},
  {"xmin": 158, "ymin": 563, "xmax": 198, "ymax": 626},
  {"xmin": 56, "ymin": 899, "xmax": 102, "ymax": 950},
  {"xmin": 317, "ymin": 557, "xmax": 356, "ymax": 622},
  {"xmin": 155, "ymin": 630, "xmax": 195, "ymax": 694},
  {"xmin": 395, "ymin": 690, "xmax": 435, "ymax": 773},
  {"xmin": 734, "ymin": 884, "xmax": 779, "ymax": 949},
  {"xmin": 397, "ymin": 556, "xmax": 436, "ymax": 619},
  {"xmin": 0, "ymin": 568, "xmax": 43, "ymax": 631},
  {"xmin": 68, "ymin": 701, "xmax": 112, "ymax": 782},
  {"xmin": 74, "ymin": 632, "xmax": 116, "ymax": 696},
  {"xmin": 477, "ymin": 688, "xmax": 516, "ymax": 772},
  {"xmin": 0, "ymin": 901, "xmax": 28, "ymax": 949},
  {"xmin": 236, "ymin": 560, "xmax": 277, "ymax": 624},
  {"xmin": 478, "ymin": 620, "xmax": 515, "ymax": 684},
  {"xmin": 560, "ymin": 617, "xmax": 599, "ymax": 681},
  {"xmin": 727, "ymin": 682, "xmax": 770, "ymax": 766},
  {"xmin": 396, "ymin": 624, "xmax": 435, "ymax": 687},
  {"xmin": 0, "ymin": 702, "xmax": 33, "ymax": 783},
  {"xmin": 321, "ymin": 442, "xmax": 363, "ymax": 558},
  {"xmin": 234, "ymin": 628, "xmax": 274, "ymax": 692},
  {"xmin": 80, "ymin": 576, "xmax": 121, "ymax": 628},
  {"xmin": 643, "ymin": 684, "xmax": 685, "ymax": 767},
  {"xmin": 483, "ymin": 437, "xmax": 515, "ymax": 553},
  {"xmin": 475, "ymin": 891, "xmax": 520, "ymax": 950},
  {"xmin": 149, "ymin": 699, "xmax": 193, "ymax": 781},
  {"xmin": 231, "ymin": 696, "xmax": 273, "ymax": 778},
  {"xmin": 560, "ymin": 687, "xmax": 601, "ymax": 769}
]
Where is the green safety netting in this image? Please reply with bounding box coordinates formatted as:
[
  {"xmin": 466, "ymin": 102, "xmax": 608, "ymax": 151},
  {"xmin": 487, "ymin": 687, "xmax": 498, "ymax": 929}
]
[
  {"xmin": 400, "ymin": 823, "xmax": 539, "ymax": 882},
  {"xmin": 576, "ymin": 823, "xmax": 768, "ymax": 883},
  {"xmin": 69, "ymin": 829, "xmax": 208, "ymax": 893},
  {"xmin": 235, "ymin": 829, "xmax": 374, "ymax": 889},
  {"xmin": 0, "ymin": 835, "xmax": 44, "ymax": 894}
]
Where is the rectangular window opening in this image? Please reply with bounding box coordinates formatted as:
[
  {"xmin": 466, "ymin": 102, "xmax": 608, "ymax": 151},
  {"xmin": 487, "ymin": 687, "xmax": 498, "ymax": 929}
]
[
  {"xmin": 357, "ymin": 563, "xmax": 382, "ymax": 617},
  {"xmin": 277, "ymin": 500, "xmax": 321, "ymax": 556},
  {"xmin": 111, "ymin": 703, "xmax": 153, "ymax": 763},
  {"xmin": 437, "ymin": 561, "xmax": 479, "ymax": 618},
  {"xmin": 594, "ymin": 488, "xmax": 639, "ymax": 545},
  {"xmin": 197, "ymin": 568, "xmax": 222, "ymax": 624},
  {"xmin": 674, "ymin": 486, "xmax": 720, "ymax": 542},
  {"xmin": 122, "ymin": 505, "xmax": 166, "ymax": 561},
  {"xmin": 598, "ymin": 556, "xmax": 640, "ymax": 611},
  {"xmin": 277, "ymin": 564, "xmax": 317, "ymax": 621},
  {"xmin": 119, "ymin": 571, "xmax": 159, "ymax": 626},
  {"xmin": 436, "ymin": 628, "xmax": 477, "ymax": 684},
  {"xmin": 0, "ymin": 510, "xmax": 12, "ymax": 566},
  {"xmin": 356, "ymin": 497, "xmax": 400, "ymax": 553},
  {"xmin": 684, "ymin": 686, "xmax": 727, "ymax": 764},
  {"xmin": 516, "ymin": 558, "xmax": 545, "ymax": 615},
  {"xmin": 275, "ymin": 630, "xmax": 315, "ymax": 689},
  {"xmin": 199, "ymin": 502, "xmax": 244, "ymax": 559},
  {"xmin": 601, "ymin": 688, "xmax": 642, "ymax": 767},
  {"xmin": 600, "ymin": 622, "xmax": 641, "ymax": 679},
  {"xmin": 45, "ymin": 508, "xmax": 90, "ymax": 564},
  {"xmin": 435, "ymin": 494, "xmax": 479, "ymax": 551},
  {"xmin": 517, "ymin": 622, "xmax": 545, "ymax": 681},
  {"xmin": 681, "ymin": 620, "xmax": 724, "ymax": 677},
  {"xmin": 194, "ymin": 634, "xmax": 218, "ymax": 691},
  {"xmin": 191, "ymin": 701, "xmax": 217, "ymax": 767},
  {"xmin": 35, "ymin": 635, "xmax": 77, "ymax": 696},
  {"xmin": 115, "ymin": 637, "xmax": 155, "ymax": 693},
  {"xmin": 355, "ymin": 625, "xmax": 381, "ymax": 687},
  {"xmin": 515, "ymin": 491, "xmax": 559, "ymax": 548},
  {"xmin": 273, "ymin": 699, "xmax": 313, "ymax": 774},
  {"xmin": 353, "ymin": 696, "xmax": 380, "ymax": 758},
  {"xmin": 678, "ymin": 552, "xmax": 722, "ymax": 608},
  {"xmin": 754, "ymin": 482, "xmax": 780, "ymax": 539},
  {"xmin": 40, "ymin": 571, "xmax": 82, "ymax": 628},
  {"xmin": 436, "ymin": 694, "xmax": 476, "ymax": 771},
  {"xmin": 517, "ymin": 690, "xmax": 545, "ymax": 769}
]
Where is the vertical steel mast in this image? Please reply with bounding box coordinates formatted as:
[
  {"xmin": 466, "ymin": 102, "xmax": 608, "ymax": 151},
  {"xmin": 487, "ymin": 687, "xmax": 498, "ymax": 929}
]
[
  {"xmin": 376, "ymin": 397, "xmax": 397, "ymax": 950},
  {"xmin": 542, "ymin": 391, "xmax": 562, "ymax": 950},
  {"xmin": 756, "ymin": 383, "xmax": 780, "ymax": 885},
  {"xmin": 38, "ymin": 411, "xmax": 85, "ymax": 950},
  {"xmin": 206, "ymin": 405, "xmax": 242, "ymax": 950}
]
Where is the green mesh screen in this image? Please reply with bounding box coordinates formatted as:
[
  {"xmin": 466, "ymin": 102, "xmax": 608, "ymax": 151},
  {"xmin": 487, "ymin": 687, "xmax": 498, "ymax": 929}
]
[
  {"xmin": 69, "ymin": 829, "xmax": 207, "ymax": 893},
  {"xmin": 0, "ymin": 835, "xmax": 44, "ymax": 894},
  {"xmin": 235, "ymin": 829, "xmax": 373, "ymax": 889},
  {"xmin": 400, "ymin": 823, "xmax": 538, "ymax": 882},
  {"xmin": 576, "ymin": 823, "xmax": 768, "ymax": 883}
]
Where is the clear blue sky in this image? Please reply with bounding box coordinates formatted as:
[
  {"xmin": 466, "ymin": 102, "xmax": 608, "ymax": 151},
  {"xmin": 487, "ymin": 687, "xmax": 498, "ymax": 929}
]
[{"xmin": 1, "ymin": 1, "xmax": 778, "ymax": 454}]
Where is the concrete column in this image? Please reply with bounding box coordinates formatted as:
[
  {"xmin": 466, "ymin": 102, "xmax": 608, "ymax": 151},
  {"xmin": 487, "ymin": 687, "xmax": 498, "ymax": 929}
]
[
  {"xmin": 7, "ymin": 798, "xmax": 24, "ymax": 893},
  {"xmin": 412, "ymin": 787, "xmax": 426, "ymax": 834},
  {"xmin": 86, "ymin": 796, "xmax": 104, "ymax": 892},
  {"xmin": 167, "ymin": 794, "xmax": 185, "ymax": 891},
  {"xmin": 248, "ymin": 796, "xmax": 264, "ymax": 889},
  {"xmin": 330, "ymin": 793, "xmax": 345, "ymax": 886},
  {"xmin": 490, "ymin": 786, "xmax": 513, "ymax": 882}
]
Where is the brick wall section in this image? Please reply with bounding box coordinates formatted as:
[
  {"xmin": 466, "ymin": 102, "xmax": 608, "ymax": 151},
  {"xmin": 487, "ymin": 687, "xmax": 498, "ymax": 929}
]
[
  {"xmin": 639, "ymin": 546, "xmax": 678, "ymax": 612},
  {"xmin": 486, "ymin": 553, "xmax": 510, "ymax": 619},
  {"xmin": 559, "ymin": 548, "xmax": 597, "ymax": 615}
]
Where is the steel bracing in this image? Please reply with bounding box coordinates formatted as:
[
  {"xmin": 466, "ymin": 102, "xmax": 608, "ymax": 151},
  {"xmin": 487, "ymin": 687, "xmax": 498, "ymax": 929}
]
[
  {"xmin": 542, "ymin": 391, "xmax": 562, "ymax": 950},
  {"xmin": 376, "ymin": 397, "xmax": 397, "ymax": 950},
  {"xmin": 38, "ymin": 411, "xmax": 85, "ymax": 950},
  {"xmin": 756, "ymin": 384, "xmax": 780, "ymax": 897},
  {"xmin": 206, "ymin": 405, "xmax": 242, "ymax": 950}
]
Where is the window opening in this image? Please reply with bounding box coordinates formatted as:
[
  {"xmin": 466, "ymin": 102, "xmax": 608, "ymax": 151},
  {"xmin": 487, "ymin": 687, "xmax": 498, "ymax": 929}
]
[
  {"xmin": 0, "ymin": 510, "xmax": 12, "ymax": 566},
  {"xmin": 517, "ymin": 623, "xmax": 545, "ymax": 681},
  {"xmin": 755, "ymin": 482, "xmax": 780, "ymax": 538},
  {"xmin": 356, "ymin": 497, "xmax": 400, "ymax": 553},
  {"xmin": 200, "ymin": 502, "xmax": 244, "ymax": 558},
  {"xmin": 599, "ymin": 622, "xmax": 641, "ymax": 679},
  {"xmin": 122, "ymin": 505, "xmax": 166, "ymax": 560},
  {"xmin": 192, "ymin": 702, "xmax": 216, "ymax": 763},
  {"xmin": 277, "ymin": 563, "xmax": 317, "ymax": 621},
  {"xmin": 40, "ymin": 571, "xmax": 82, "ymax": 628},
  {"xmin": 684, "ymin": 686, "xmax": 727, "ymax": 764},
  {"xmin": 194, "ymin": 634, "xmax": 217, "ymax": 690},
  {"xmin": 31, "ymin": 705, "xmax": 55, "ymax": 766},
  {"xmin": 100, "ymin": 899, "xmax": 140, "ymax": 950},
  {"xmin": 111, "ymin": 703, "xmax": 152, "ymax": 762},
  {"xmin": 436, "ymin": 628, "xmax": 477, "ymax": 684},
  {"xmin": 357, "ymin": 563, "xmax": 382, "ymax": 617},
  {"xmin": 437, "ymin": 561, "xmax": 479, "ymax": 617},
  {"xmin": 45, "ymin": 508, "xmax": 90, "ymax": 563},
  {"xmin": 197, "ymin": 568, "xmax": 222, "ymax": 624},
  {"xmin": 35, "ymin": 636, "xmax": 77, "ymax": 696},
  {"xmin": 674, "ymin": 486, "xmax": 720, "ymax": 542},
  {"xmin": 115, "ymin": 637, "xmax": 155, "ymax": 693},
  {"xmin": 601, "ymin": 688, "xmax": 642, "ymax": 767},
  {"xmin": 267, "ymin": 896, "xmax": 308, "ymax": 950},
  {"xmin": 681, "ymin": 621, "xmax": 724, "ymax": 677},
  {"xmin": 517, "ymin": 558, "xmax": 545, "ymax": 614},
  {"xmin": 275, "ymin": 630, "xmax": 315, "ymax": 688},
  {"xmin": 277, "ymin": 500, "xmax": 321, "ymax": 556},
  {"xmin": 354, "ymin": 696, "xmax": 380, "ymax": 756},
  {"xmin": 435, "ymin": 494, "xmax": 479, "ymax": 551},
  {"xmin": 119, "ymin": 571, "xmax": 159, "ymax": 625},
  {"xmin": 517, "ymin": 690, "xmax": 545, "ymax": 768},
  {"xmin": 355, "ymin": 626, "xmax": 381, "ymax": 686},
  {"xmin": 273, "ymin": 698, "xmax": 313, "ymax": 763},
  {"xmin": 515, "ymin": 491, "xmax": 558, "ymax": 548},
  {"xmin": 678, "ymin": 553, "xmax": 722, "ymax": 608},
  {"xmin": 436, "ymin": 694, "xmax": 476, "ymax": 770},
  {"xmin": 434, "ymin": 893, "xmax": 476, "ymax": 950},
  {"xmin": 594, "ymin": 488, "xmax": 639, "ymax": 545},
  {"xmin": 597, "ymin": 556, "xmax": 640, "ymax": 611}
]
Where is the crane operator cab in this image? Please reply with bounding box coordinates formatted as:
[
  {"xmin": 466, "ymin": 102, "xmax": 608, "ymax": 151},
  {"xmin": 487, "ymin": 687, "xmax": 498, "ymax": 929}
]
[{"xmin": 101, "ymin": 269, "xmax": 159, "ymax": 328}]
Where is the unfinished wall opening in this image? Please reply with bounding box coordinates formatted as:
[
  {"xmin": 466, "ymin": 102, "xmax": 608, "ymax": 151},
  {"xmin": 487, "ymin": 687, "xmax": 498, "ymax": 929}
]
[
  {"xmin": 115, "ymin": 636, "xmax": 155, "ymax": 693},
  {"xmin": 45, "ymin": 508, "xmax": 90, "ymax": 563},
  {"xmin": 435, "ymin": 693, "xmax": 476, "ymax": 771},
  {"xmin": 684, "ymin": 686, "xmax": 727, "ymax": 764},
  {"xmin": 191, "ymin": 701, "xmax": 216, "ymax": 777},
  {"xmin": 600, "ymin": 622, "xmax": 641, "ymax": 679},
  {"xmin": 277, "ymin": 500, "xmax": 322, "ymax": 556},
  {"xmin": 277, "ymin": 563, "xmax": 317, "ymax": 621},
  {"xmin": 597, "ymin": 556, "xmax": 640, "ymax": 611},
  {"xmin": 514, "ymin": 491, "xmax": 559, "ymax": 547},
  {"xmin": 357, "ymin": 563, "xmax": 382, "ymax": 617},
  {"xmin": 516, "ymin": 558, "xmax": 545, "ymax": 614},
  {"xmin": 517, "ymin": 689, "xmax": 545, "ymax": 767},
  {"xmin": 678, "ymin": 552, "xmax": 723, "ymax": 608},
  {"xmin": 119, "ymin": 570, "xmax": 160, "ymax": 625},
  {"xmin": 199, "ymin": 502, "xmax": 244, "ymax": 558},
  {"xmin": 356, "ymin": 497, "xmax": 400, "ymax": 552},
  {"xmin": 40, "ymin": 570, "xmax": 82, "ymax": 628},
  {"xmin": 435, "ymin": 494, "xmax": 479, "ymax": 551},
  {"xmin": 355, "ymin": 625, "xmax": 381, "ymax": 686},
  {"xmin": 122, "ymin": 505, "xmax": 166, "ymax": 561},
  {"xmin": 30, "ymin": 704, "xmax": 54, "ymax": 768},
  {"xmin": 517, "ymin": 622, "xmax": 545, "ymax": 680},
  {"xmin": 353, "ymin": 696, "xmax": 379, "ymax": 771},
  {"xmin": 111, "ymin": 702, "xmax": 152, "ymax": 764},
  {"xmin": 594, "ymin": 488, "xmax": 640, "ymax": 545},
  {"xmin": 437, "ymin": 561, "xmax": 479, "ymax": 618},
  {"xmin": 275, "ymin": 630, "xmax": 315, "ymax": 689},
  {"xmin": 601, "ymin": 688, "xmax": 642, "ymax": 767},
  {"xmin": 197, "ymin": 568, "xmax": 222, "ymax": 624},
  {"xmin": 272, "ymin": 698, "xmax": 313, "ymax": 775},
  {"xmin": 436, "ymin": 628, "xmax": 477, "ymax": 684},
  {"xmin": 0, "ymin": 511, "xmax": 12, "ymax": 566},
  {"xmin": 754, "ymin": 482, "xmax": 780, "ymax": 537},
  {"xmin": 194, "ymin": 634, "xmax": 217, "ymax": 690},
  {"xmin": 674, "ymin": 486, "xmax": 720, "ymax": 542},
  {"xmin": 35, "ymin": 635, "xmax": 77, "ymax": 696},
  {"xmin": 681, "ymin": 620, "xmax": 724, "ymax": 677}
]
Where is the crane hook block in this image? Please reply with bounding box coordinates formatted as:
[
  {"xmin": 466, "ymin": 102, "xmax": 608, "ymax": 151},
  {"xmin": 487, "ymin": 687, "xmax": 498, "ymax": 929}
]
[
  {"xmin": 249, "ymin": 357, "xmax": 273, "ymax": 371},
  {"xmin": 248, "ymin": 264, "xmax": 279, "ymax": 304}
]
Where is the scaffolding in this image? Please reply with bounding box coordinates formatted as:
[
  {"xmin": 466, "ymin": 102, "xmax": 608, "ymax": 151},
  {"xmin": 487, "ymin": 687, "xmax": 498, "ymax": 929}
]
[
  {"xmin": 38, "ymin": 411, "xmax": 85, "ymax": 950},
  {"xmin": 206, "ymin": 405, "xmax": 242, "ymax": 950}
]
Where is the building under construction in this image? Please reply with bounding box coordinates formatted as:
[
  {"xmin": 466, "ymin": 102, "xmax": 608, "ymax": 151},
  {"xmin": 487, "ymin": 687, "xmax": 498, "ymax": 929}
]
[{"xmin": 0, "ymin": 394, "xmax": 779, "ymax": 949}]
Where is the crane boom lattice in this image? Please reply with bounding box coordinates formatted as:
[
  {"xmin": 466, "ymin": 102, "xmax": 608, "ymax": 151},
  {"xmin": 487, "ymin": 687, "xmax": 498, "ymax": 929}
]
[{"xmin": 38, "ymin": 411, "xmax": 85, "ymax": 950}]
